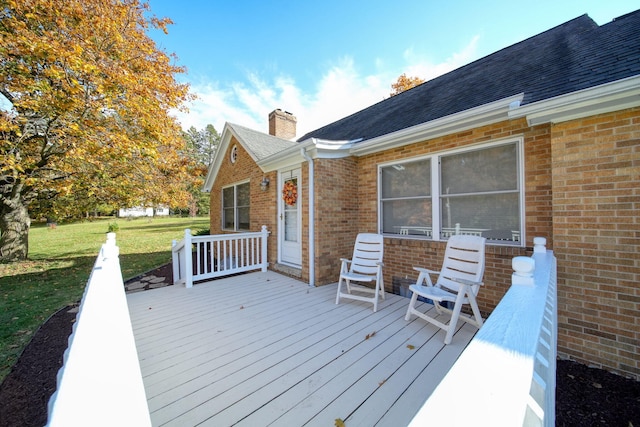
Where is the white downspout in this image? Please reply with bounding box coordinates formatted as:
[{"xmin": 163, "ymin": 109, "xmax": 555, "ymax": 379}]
[{"xmin": 301, "ymin": 148, "xmax": 315, "ymax": 287}]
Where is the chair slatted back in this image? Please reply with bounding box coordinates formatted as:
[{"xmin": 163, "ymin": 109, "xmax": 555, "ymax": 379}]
[
  {"xmin": 438, "ymin": 235, "xmax": 486, "ymax": 294},
  {"xmin": 350, "ymin": 233, "xmax": 384, "ymax": 276}
]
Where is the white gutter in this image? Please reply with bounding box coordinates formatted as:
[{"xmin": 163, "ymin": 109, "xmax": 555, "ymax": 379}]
[
  {"xmin": 257, "ymin": 139, "xmax": 314, "ymax": 172},
  {"xmin": 350, "ymin": 94, "xmax": 524, "ymax": 156},
  {"xmin": 300, "ymin": 147, "xmax": 315, "ymax": 287},
  {"xmin": 508, "ymin": 75, "xmax": 640, "ymax": 125}
]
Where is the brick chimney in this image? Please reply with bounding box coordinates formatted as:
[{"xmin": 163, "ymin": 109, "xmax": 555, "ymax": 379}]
[{"xmin": 268, "ymin": 109, "xmax": 297, "ymax": 139}]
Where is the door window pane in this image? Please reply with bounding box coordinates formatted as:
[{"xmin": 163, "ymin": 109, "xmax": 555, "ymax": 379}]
[
  {"xmin": 284, "ymin": 211, "xmax": 298, "ymax": 241},
  {"xmin": 283, "ymin": 177, "xmax": 298, "ymax": 241}
]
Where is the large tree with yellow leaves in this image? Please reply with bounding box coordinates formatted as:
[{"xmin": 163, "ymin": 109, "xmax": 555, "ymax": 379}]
[
  {"xmin": 390, "ymin": 73, "xmax": 425, "ymax": 96},
  {"xmin": 0, "ymin": 0, "xmax": 194, "ymax": 261}
]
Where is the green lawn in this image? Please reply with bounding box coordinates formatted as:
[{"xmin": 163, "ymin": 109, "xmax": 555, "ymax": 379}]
[{"xmin": 0, "ymin": 216, "xmax": 210, "ymax": 383}]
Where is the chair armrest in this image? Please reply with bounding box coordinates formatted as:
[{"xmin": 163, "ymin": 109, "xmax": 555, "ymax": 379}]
[
  {"xmin": 413, "ymin": 267, "xmax": 440, "ymax": 275},
  {"xmin": 339, "ymin": 258, "xmax": 351, "ymax": 274},
  {"xmin": 413, "ymin": 266, "xmax": 438, "ymax": 287}
]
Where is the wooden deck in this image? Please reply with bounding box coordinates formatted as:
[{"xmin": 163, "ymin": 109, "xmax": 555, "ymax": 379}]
[{"xmin": 127, "ymin": 271, "xmax": 476, "ymax": 426}]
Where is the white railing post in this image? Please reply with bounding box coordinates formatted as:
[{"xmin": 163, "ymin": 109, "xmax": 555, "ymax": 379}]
[
  {"xmin": 171, "ymin": 239, "xmax": 180, "ymax": 284},
  {"xmin": 261, "ymin": 225, "xmax": 269, "ymax": 272},
  {"xmin": 512, "ymin": 256, "xmax": 536, "ymax": 286},
  {"xmin": 533, "ymin": 236, "xmax": 547, "ymax": 253},
  {"xmin": 184, "ymin": 229, "xmax": 193, "ymax": 288}
]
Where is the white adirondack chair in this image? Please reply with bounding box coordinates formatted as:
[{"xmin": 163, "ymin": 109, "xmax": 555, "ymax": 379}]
[
  {"xmin": 336, "ymin": 233, "xmax": 385, "ymax": 312},
  {"xmin": 405, "ymin": 235, "xmax": 486, "ymax": 344}
]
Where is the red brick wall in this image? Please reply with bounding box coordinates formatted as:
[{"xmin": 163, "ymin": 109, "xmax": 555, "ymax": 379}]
[
  {"xmin": 312, "ymin": 157, "xmax": 359, "ymax": 284},
  {"xmin": 209, "ymin": 138, "xmax": 279, "ymax": 263},
  {"xmin": 551, "ymin": 107, "xmax": 640, "ymax": 379}
]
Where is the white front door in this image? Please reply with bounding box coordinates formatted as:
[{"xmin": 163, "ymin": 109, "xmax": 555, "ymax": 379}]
[{"xmin": 279, "ymin": 168, "xmax": 302, "ymax": 266}]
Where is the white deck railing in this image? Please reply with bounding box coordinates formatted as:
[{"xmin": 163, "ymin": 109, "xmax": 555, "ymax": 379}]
[
  {"xmin": 46, "ymin": 233, "xmax": 151, "ymax": 427},
  {"xmin": 410, "ymin": 237, "xmax": 557, "ymax": 426},
  {"xmin": 172, "ymin": 225, "xmax": 270, "ymax": 288}
]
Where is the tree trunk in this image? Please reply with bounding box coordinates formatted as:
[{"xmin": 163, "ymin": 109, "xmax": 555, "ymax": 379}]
[{"xmin": 0, "ymin": 197, "xmax": 30, "ymax": 262}]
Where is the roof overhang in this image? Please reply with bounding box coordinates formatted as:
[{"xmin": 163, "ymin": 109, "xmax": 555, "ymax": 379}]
[
  {"xmin": 349, "ymin": 94, "xmax": 525, "ymax": 156},
  {"xmin": 255, "ymin": 140, "xmax": 312, "ymax": 172},
  {"xmin": 508, "ymin": 75, "xmax": 640, "ymax": 126},
  {"xmin": 203, "ymin": 125, "xmax": 357, "ymax": 191},
  {"xmin": 203, "ymin": 122, "xmax": 303, "ymax": 191},
  {"xmin": 257, "ymin": 138, "xmax": 357, "ymax": 170}
]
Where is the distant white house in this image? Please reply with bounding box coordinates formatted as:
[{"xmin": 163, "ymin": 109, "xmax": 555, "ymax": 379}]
[
  {"xmin": 154, "ymin": 207, "xmax": 170, "ymax": 216},
  {"xmin": 118, "ymin": 206, "xmax": 169, "ymax": 218}
]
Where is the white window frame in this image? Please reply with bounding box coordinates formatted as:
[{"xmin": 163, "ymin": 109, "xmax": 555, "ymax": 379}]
[
  {"xmin": 378, "ymin": 138, "xmax": 525, "ymax": 246},
  {"xmin": 221, "ymin": 180, "xmax": 250, "ymax": 231}
]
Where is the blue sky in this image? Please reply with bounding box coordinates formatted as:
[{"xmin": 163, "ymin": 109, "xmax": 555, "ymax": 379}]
[{"xmin": 146, "ymin": 0, "xmax": 639, "ymax": 137}]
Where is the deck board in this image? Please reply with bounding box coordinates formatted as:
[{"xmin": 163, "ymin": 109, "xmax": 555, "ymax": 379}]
[{"xmin": 127, "ymin": 271, "xmax": 475, "ymax": 426}]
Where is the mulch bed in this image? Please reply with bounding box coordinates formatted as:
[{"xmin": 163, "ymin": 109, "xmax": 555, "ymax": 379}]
[
  {"xmin": 1, "ymin": 264, "xmax": 638, "ymax": 427},
  {"xmin": 555, "ymin": 359, "xmax": 640, "ymax": 426},
  {"xmin": 0, "ymin": 304, "xmax": 77, "ymax": 427}
]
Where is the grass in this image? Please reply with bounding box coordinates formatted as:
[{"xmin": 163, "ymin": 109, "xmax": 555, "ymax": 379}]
[{"xmin": 0, "ymin": 216, "xmax": 209, "ymax": 383}]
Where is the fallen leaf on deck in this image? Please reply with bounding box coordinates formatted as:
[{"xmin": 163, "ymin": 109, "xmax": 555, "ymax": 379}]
[
  {"xmin": 365, "ymin": 331, "xmax": 376, "ymax": 340},
  {"xmin": 335, "ymin": 418, "xmax": 345, "ymax": 427},
  {"xmin": 407, "ymin": 344, "xmax": 415, "ymax": 350}
]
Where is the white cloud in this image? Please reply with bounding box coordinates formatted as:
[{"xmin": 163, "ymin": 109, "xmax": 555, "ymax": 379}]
[
  {"xmin": 402, "ymin": 35, "xmax": 481, "ymax": 82},
  {"xmin": 172, "ymin": 36, "xmax": 480, "ymax": 138},
  {"xmin": 298, "ymin": 57, "xmax": 387, "ymax": 135}
]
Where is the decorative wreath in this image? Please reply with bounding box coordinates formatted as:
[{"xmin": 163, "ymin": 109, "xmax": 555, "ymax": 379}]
[{"xmin": 282, "ymin": 181, "xmax": 298, "ymax": 206}]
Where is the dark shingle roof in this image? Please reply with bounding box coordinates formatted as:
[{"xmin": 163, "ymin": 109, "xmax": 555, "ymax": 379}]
[
  {"xmin": 227, "ymin": 123, "xmax": 297, "ymax": 161},
  {"xmin": 298, "ymin": 11, "xmax": 640, "ymax": 143}
]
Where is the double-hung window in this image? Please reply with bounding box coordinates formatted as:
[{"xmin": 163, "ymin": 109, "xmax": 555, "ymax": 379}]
[
  {"xmin": 222, "ymin": 181, "xmax": 250, "ymax": 231},
  {"xmin": 381, "ymin": 158, "xmax": 433, "ymax": 237},
  {"xmin": 380, "ymin": 139, "xmax": 523, "ymax": 244}
]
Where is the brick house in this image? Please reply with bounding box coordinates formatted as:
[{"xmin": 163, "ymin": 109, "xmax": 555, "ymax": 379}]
[{"xmin": 204, "ymin": 11, "xmax": 640, "ymax": 379}]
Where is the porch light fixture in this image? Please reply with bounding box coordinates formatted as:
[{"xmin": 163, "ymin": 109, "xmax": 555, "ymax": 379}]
[{"xmin": 260, "ymin": 177, "xmax": 270, "ymax": 191}]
